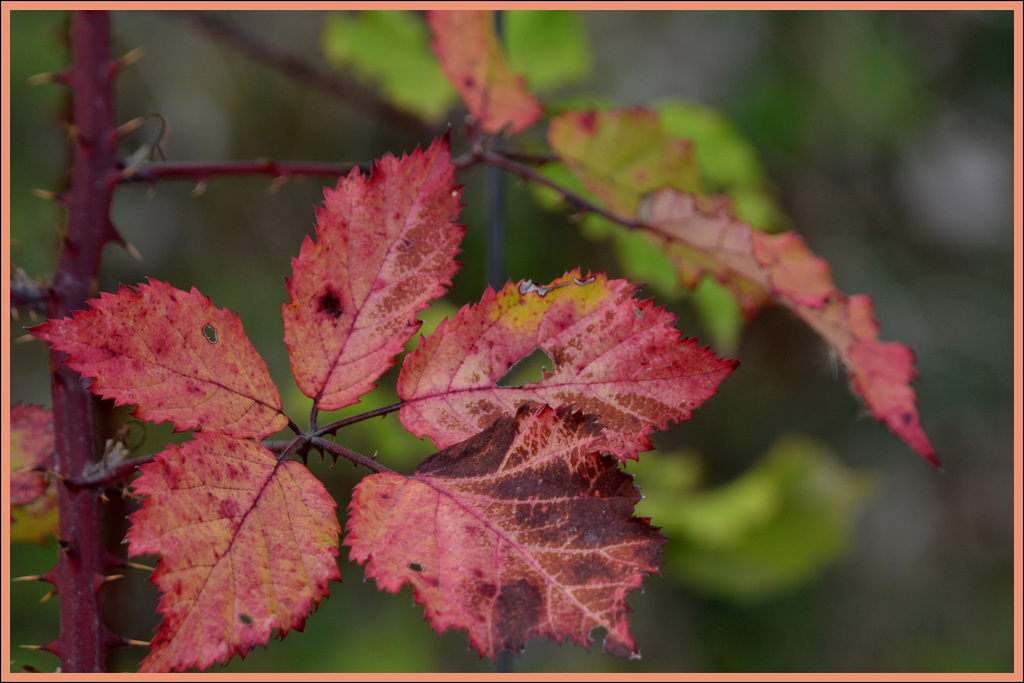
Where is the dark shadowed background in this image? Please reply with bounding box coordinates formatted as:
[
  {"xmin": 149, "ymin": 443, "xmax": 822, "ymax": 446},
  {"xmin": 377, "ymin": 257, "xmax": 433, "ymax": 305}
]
[{"xmin": 8, "ymin": 9, "xmax": 1016, "ymax": 674}]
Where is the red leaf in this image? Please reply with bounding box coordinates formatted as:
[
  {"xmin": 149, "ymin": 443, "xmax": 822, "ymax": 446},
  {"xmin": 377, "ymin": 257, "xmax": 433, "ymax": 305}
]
[
  {"xmin": 9, "ymin": 404, "xmax": 54, "ymax": 506},
  {"xmin": 345, "ymin": 403, "xmax": 665, "ymax": 659},
  {"xmin": 127, "ymin": 434, "xmax": 341, "ymax": 672},
  {"xmin": 846, "ymin": 296, "xmax": 936, "ymax": 461},
  {"xmin": 9, "ymin": 404, "xmax": 58, "ymax": 542},
  {"xmin": 30, "ymin": 280, "xmax": 288, "ymax": 440},
  {"xmin": 638, "ymin": 188, "xmax": 939, "ymax": 466},
  {"xmin": 283, "ymin": 136, "xmax": 465, "ymax": 411},
  {"xmin": 428, "ymin": 10, "xmax": 542, "ymax": 134},
  {"xmin": 398, "ymin": 269, "xmax": 736, "ymax": 460}
]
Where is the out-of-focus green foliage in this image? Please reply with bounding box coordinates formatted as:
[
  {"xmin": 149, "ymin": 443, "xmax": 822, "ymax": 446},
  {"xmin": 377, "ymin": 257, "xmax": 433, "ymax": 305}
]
[
  {"xmin": 631, "ymin": 436, "xmax": 878, "ymax": 602},
  {"xmin": 505, "ymin": 10, "xmax": 592, "ymax": 93},
  {"xmin": 321, "ymin": 10, "xmax": 592, "ymax": 123},
  {"xmin": 8, "ymin": 8, "xmax": 1014, "ymax": 675},
  {"xmin": 322, "ymin": 10, "xmax": 456, "ymax": 121},
  {"xmin": 658, "ymin": 99, "xmax": 787, "ymax": 232}
]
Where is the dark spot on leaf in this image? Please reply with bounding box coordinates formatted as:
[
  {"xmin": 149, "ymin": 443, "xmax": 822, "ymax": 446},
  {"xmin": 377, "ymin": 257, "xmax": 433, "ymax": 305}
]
[
  {"xmin": 239, "ymin": 613, "xmax": 253, "ymax": 626},
  {"xmin": 494, "ymin": 578, "xmax": 543, "ymax": 652},
  {"xmin": 902, "ymin": 412, "xmax": 913, "ymax": 425},
  {"xmin": 218, "ymin": 498, "xmax": 239, "ymax": 519},
  {"xmin": 408, "ymin": 562, "xmax": 423, "ymax": 573},
  {"xmin": 202, "ymin": 324, "xmax": 217, "ymax": 343},
  {"xmin": 317, "ymin": 289, "xmax": 343, "ymax": 319}
]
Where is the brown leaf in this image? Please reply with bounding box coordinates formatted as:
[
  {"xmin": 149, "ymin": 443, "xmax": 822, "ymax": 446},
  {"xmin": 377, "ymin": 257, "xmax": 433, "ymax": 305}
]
[{"xmin": 345, "ymin": 403, "xmax": 666, "ymax": 659}]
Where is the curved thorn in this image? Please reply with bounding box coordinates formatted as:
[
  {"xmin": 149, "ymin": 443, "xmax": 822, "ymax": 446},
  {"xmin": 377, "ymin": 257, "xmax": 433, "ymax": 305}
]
[
  {"xmin": 31, "ymin": 188, "xmax": 60, "ymax": 201},
  {"xmin": 119, "ymin": 46, "xmax": 144, "ymax": 67}
]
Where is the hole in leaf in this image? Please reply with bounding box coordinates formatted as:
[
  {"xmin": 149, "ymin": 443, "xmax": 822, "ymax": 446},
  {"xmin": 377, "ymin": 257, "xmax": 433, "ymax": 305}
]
[
  {"xmin": 317, "ymin": 289, "xmax": 343, "ymax": 319},
  {"xmin": 408, "ymin": 562, "xmax": 424, "ymax": 573},
  {"xmin": 239, "ymin": 613, "xmax": 253, "ymax": 626},
  {"xmin": 202, "ymin": 324, "xmax": 217, "ymax": 343},
  {"xmin": 496, "ymin": 347, "xmax": 554, "ymax": 388}
]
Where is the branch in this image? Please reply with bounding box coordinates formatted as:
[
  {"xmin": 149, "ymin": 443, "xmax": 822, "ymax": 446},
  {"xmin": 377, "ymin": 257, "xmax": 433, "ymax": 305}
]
[
  {"xmin": 10, "ymin": 268, "xmax": 50, "ymax": 315},
  {"xmin": 68, "ymin": 454, "xmax": 154, "ymax": 490},
  {"xmin": 481, "ymin": 149, "xmax": 641, "ymax": 229},
  {"xmin": 312, "ymin": 401, "xmax": 404, "ymax": 438},
  {"xmin": 49, "ymin": 10, "xmax": 124, "ymax": 672},
  {"xmin": 172, "ymin": 11, "xmax": 438, "ymax": 139},
  {"xmin": 309, "ymin": 436, "xmax": 393, "ymax": 474},
  {"xmin": 120, "ymin": 159, "xmax": 366, "ymax": 185}
]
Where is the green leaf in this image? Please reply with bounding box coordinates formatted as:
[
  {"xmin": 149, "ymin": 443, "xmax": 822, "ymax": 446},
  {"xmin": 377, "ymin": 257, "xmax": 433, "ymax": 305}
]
[
  {"xmin": 631, "ymin": 436, "xmax": 878, "ymax": 602},
  {"xmin": 657, "ymin": 98, "xmax": 787, "ymax": 232},
  {"xmin": 690, "ymin": 275, "xmax": 744, "ymax": 356},
  {"xmin": 506, "ymin": 10, "xmax": 591, "ymax": 93},
  {"xmin": 322, "ymin": 11, "xmax": 457, "ymax": 121}
]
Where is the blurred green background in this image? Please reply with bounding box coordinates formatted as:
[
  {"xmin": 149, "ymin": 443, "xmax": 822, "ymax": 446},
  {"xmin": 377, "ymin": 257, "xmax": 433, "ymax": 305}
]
[{"xmin": 7, "ymin": 9, "xmax": 1016, "ymax": 673}]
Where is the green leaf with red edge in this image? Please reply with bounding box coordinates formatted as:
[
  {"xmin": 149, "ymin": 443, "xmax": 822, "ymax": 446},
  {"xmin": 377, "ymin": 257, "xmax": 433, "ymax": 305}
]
[
  {"xmin": 345, "ymin": 402, "xmax": 665, "ymax": 660},
  {"xmin": 548, "ymin": 107, "xmax": 704, "ymax": 215},
  {"xmin": 29, "ymin": 280, "xmax": 288, "ymax": 440},
  {"xmin": 282, "ymin": 135, "xmax": 465, "ymax": 412},
  {"xmin": 428, "ymin": 10, "xmax": 542, "ymax": 135},
  {"xmin": 127, "ymin": 434, "xmax": 341, "ymax": 672},
  {"xmin": 10, "ymin": 404, "xmax": 58, "ymax": 542},
  {"xmin": 548, "ymin": 107, "xmax": 772, "ymax": 316},
  {"xmin": 397, "ymin": 269, "xmax": 737, "ymax": 461},
  {"xmin": 637, "ymin": 188, "xmax": 939, "ymax": 466}
]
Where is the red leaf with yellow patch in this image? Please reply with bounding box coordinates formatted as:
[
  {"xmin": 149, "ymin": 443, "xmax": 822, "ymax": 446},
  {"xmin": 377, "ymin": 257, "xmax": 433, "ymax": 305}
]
[
  {"xmin": 398, "ymin": 269, "xmax": 736, "ymax": 460},
  {"xmin": 9, "ymin": 404, "xmax": 58, "ymax": 542},
  {"xmin": 428, "ymin": 10, "xmax": 542, "ymax": 134},
  {"xmin": 30, "ymin": 280, "xmax": 288, "ymax": 440},
  {"xmin": 127, "ymin": 434, "xmax": 341, "ymax": 672},
  {"xmin": 345, "ymin": 403, "xmax": 665, "ymax": 660},
  {"xmin": 283, "ymin": 136, "xmax": 465, "ymax": 411}
]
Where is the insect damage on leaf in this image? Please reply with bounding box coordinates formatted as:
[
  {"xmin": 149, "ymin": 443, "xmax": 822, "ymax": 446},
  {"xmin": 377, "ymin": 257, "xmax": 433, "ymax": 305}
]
[
  {"xmin": 282, "ymin": 135, "xmax": 465, "ymax": 412},
  {"xmin": 345, "ymin": 402, "xmax": 666, "ymax": 660},
  {"xmin": 398, "ymin": 269, "xmax": 737, "ymax": 460}
]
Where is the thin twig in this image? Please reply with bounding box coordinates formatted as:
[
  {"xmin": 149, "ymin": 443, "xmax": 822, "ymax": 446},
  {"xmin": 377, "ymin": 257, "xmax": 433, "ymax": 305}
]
[
  {"xmin": 482, "ymin": 149, "xmax": 641, "ymax": 229},
  {"xmin": 172, "ymin": 11, "xmax": 437, "ymax": 139},
  {"xmin": 494, "ymin": 148, "xmax": 559, "ymax": 165},
  {"xmin": 67, "ymin": 454, "xmax": 153, "ymax": 489},
  {"xmin": 120, "ymin": 159, "xmax": 365, "ymax": 185}
]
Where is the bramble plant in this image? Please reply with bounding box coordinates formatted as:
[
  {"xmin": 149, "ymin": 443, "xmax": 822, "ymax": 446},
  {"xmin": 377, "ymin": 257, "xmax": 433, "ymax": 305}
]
[{"xmin": 9, "ymin": 10, "xmax": 938, "ymax": 673}]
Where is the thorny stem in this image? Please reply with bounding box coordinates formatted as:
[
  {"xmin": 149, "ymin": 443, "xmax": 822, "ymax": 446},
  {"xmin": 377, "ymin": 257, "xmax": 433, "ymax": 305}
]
[
  {"xmin": 47, "ymin": 10, "xmax": 124, "ymax": 672},
  {"xmin": 120, "ymin": 159, "xmax": 365, "ymax": 186},
  {"xmin": 312, "ymin": 401, "xmax": 405, "ymax": 438},
  {"xmin": 309, "ymin": 436, "xmax": 394, "ymax": 474},
  {"xmin": 66, "ymin": 455, "xmax": 154, "ymax": 490}
]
